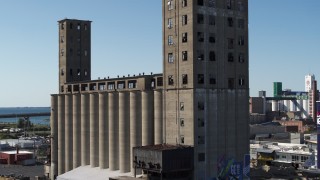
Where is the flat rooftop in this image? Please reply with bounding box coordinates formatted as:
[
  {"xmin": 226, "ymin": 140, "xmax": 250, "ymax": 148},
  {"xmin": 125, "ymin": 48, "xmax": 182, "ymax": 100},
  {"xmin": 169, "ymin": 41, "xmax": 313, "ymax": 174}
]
[{"xmin": 133, "ymin": 144, "xmax": 193, "ymax": 151}]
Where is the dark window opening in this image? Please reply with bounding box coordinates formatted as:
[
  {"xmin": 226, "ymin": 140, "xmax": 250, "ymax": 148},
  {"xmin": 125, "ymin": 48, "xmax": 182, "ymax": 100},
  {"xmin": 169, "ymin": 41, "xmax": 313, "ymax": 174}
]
[
  {"xmin": 198, "ymin": 32, "xmax": 204, "ymax": 42},
  {"xmin": 182, "ymin": 0, "xmax": 187, "ymax": 7},
  {"xmin": 60, "ymin": 69, "xmax": 64, "ymax": 76},
  {"xmin": 61, "ymin": 23, "xmax": 64, "ymax": 30},
  {"xmin": 168, "ymin": 53, "xmax": 174, "ymax": 63},
  {"xmin": 209, "ymin": 77, "xmax": 216, "ymax": 84},
  {"xmin": 70, "ymin": 23, "xmax": 73, "ymax": 29},
  {"xmin": 227, "ymin": 17, "xmax": 233, "ymax": 27},
  {"xmin": 198, "ymin": 0, "xmax": 204, "ymax": 6},
  {"xmin": 228, "ymin": 53, "xmax": 234, "ymax": 62},
  {"xmin": 198, "ymin": 118, "xmax": 204, "ymax": 127},
  {"xmin": 168, "ymin": 75, "xmax": 174, "ymax": 85},
  {"xmin": 73, "ymin": 85, "xmax": 80, "ymax": 92},
  {"xmin": 182, "ymin": 74, "xmax": 188, "ymax": 84},
  {"xmin": 239, "ymin": 53, "xmax": 245, "ymax": 63},
  {"xmin": 180, "ymin": 102, "xmax": 184, "ymax": 111},
  {"xmin": 182, "ymin": 33, "xmax": 188, "ymax": 43},
  {"xmin": 197, "ymin": 51, "xmax": 204, "ymax": 61},
  {"xmin": 209, "ymin": 51, "xmax": 215, "ymax": 61},
  {"xmin": 60, "ymin": 36, "xmax": 64, "ymax": 43},
  {"xmin": 209, "ymin": 33, "xmax": 215, "ymax": 43},
  {"xmin": 157, "ymin": 77, "xmax": 163, "ymax": 86},
  {"xmin": 209, "ymin": 15, "xmax": 215, "ymax": 25},
  {"xmin": 60, "ymin": 86, "xmax": 64, "ymax": 92},
  {"xmin": 180, "ymin": 119, "xmax": 185, "ymax": 127},
  {"xmin": 107, "ymin": 82, "xmax": 115, "ymax": 90},
  {"xmin": 117, "ymin": 81, "xmax": 125, "ymax": 89},
  {"xmin": 197, "ymin": 14, "xmax": 204, "ymax": 24},
  {"xmin": 198, "ymin": 136, "xmax": 205, "ymax": 144},
  {"xmin": 238, "ymin": 19, "xmax": 245, "ymax": 29},
  {"xmin": 89, "ymin": 83, "xmax": 96, "ymax": 91},
  {"xmin": 198, "ymin": 102, "xmax": 204, "ymax": 110},
  {"xmin": 77, "ymin": 69, "xmax": 81, "ymax": 76},
  {"xmin": 239, "ymin": 36, "xmax": 245, "ymax": 46},
  {"xmin": 228, "ymin": 78, "xmax": 235, "ymax": 89},
  {"xmin": 98, "ymin": 83, "xmax": 106, "ymax": 91},
  {"xmin": 182, "ymin": 15, "xmax": 188, "ymax": 25},
  {"xmin": 180, "ymin": 136, "xmax": 185, "ymax": 144},
  {"xmin": 81, "ymin": 84, "xmax": 88, "ymax": 91},
  {"xmin": 198, "ymin": 153, "xmax": 205, "ymax": 162},
  {"xmin": 228, "ymin": 38, "xmax": 234, "ymax": 49},
  {"xmin": 198, "ymin": 74, "xmax": 204, "ymax": 84},
  {"xmin": 238, "ymin": 1, "xmax": 245, "ymax": 11},
  {"xmin": 227, "ymin": 0, "xmax": 232, "ymax": 9},
  {"xmin": 128, "ymin": 80, "xmax": 137, "ymax": 89},
  {"xmin": 69, "ymin": 69, "xmax": 73, "ymax": 76},
  {"xmin": 239, "ymin": 78, "xmax": 245, "ymax": 86},
  {"xmin": 60, "ymin": 49, "xmax": 64, "ymax": 56},
  {"xmin": 208, "ymin": 0, "xmax": 216, "ymax": 7},
  {"xmin": 182, "ymin": 51, "xmax": 188, "ymax": 61}
]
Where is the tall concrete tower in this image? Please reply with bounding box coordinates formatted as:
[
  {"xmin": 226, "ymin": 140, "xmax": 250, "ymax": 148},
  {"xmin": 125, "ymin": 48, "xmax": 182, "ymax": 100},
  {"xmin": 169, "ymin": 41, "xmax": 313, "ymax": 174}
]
[
  {"xmin": 162, "ymin": 0, "xmax": 249, "ymax": 179},
  {"xmin": 58, "ymin": 19, "xmax": 92, "ymax": 92}
]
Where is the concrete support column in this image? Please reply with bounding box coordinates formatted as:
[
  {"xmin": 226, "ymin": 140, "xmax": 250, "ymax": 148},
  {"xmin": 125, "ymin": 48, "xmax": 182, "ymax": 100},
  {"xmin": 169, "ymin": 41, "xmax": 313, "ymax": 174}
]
[
  {"xmin": 99, "ymin": 93, "xmax": 109, "ymax": 169},
  {"xmin": 142, "ymin": 91, "xmax": 154, "ymax": 146},
  {"xmin": 81, "ymin": 94, "xmax": 90, "ymax": 166},
  {"xmin": 90, "ymin": 93, "xmax": 99, "ymax": 167},
  {"xmin": 50, "ymin": 95, "xmax": 58, "ymax": 179},
  {"xmin": 272, "ymin": 100, "xmax": 278, "ymax": 111},
  {"xmin": 109, "ymin": 92, "xmax": 119, "ymax": 170},
  {"xmin": 72, "ymin": 94, "xmax": 81, "ymax": 169},
  {"xmin": 64, "ymin": 94, "xmax": 73, "ymax": 172},
  {"xmin": 57, "ymin": 95, "xmax": 65, "ymax": 175},
  {"xmin": 154, "ymin": 90, "xmax": 163, "ymax": 144},
  {"xmin": 119, "ymin": 92, "xmax": 130, "ymax": 173},
  {"xmin": 130, "ymin": 91, "xmax": 142, "ymax": 174}
]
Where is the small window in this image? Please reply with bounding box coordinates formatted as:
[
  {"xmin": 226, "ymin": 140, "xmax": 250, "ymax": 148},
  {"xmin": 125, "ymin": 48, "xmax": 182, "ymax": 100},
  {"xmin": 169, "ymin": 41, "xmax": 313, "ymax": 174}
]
[
  {"xmin": 197, "ymin": 14, "xmax": 204, "ymax": 24},
  {"xmin": 84, "ymin": 24, "xmax": 88, "ymax": 30},
  {"xmin": 61, "ymin": 23, "xmax": 64, "ymax": 30},
  {"xmin": 70, "ymin": 23, "xmax": 73, "ymax": 29},
  {"xmin": 107, "ymin": 82, "xmax": 115, "ymax": 90},
  {"xmin": 117, "ymin": 81, "xmax": 125, "ymax": 89},
  {"xmin": 182, "ymin": 51, "xmax": 188, "ymax": 61},
  {"xmin": 77, "ymin": 24, "xmax": 81, "ymax": 30},
  {"xmin": 60, "ymin": 36, "xmax": 64, "ymax": 43},
  {"xmin": 228, "ymin": 53, "xmax": 234, "ymax": 62},
  {"xmin": 209, "ymin": 51, "xmax": 215, "ymax": 61},
  {"xmin": 228, "ymin": 78, "xmax": 234, "ymax": 89},
  {"xmin": 209, "ymin": 33, "xmax": 215, "ymax": 43},
  {"xmin": 128, "ymin": 80, "xmax": 137, "ymax": 89},
  {"xmin": 84, "ymin": 69, "xmax": 88, "ymax": 76},
  {"xmin": 168, "ymin": 35, "xmax": 174, "ymax": 45},
  {"xmin": 182, "ymin": 15, "xmax": 188, "ymax": 25},
  {"xmin": 84, "ymin": 50, "xmax": 88, "ymax": 57},
  {"xmin": 239, "ymin": 53, "xmax": 244, "ymax": 63},
  {"xmin": 228, "ymin": 38, "xmax": 234, "ymax": 49},
  {"xmin": 180, "ymin": 102, "xmax": 184, "ymax": 111},
  {"xmin": 198, "ymin": 0, "xmax": 204, "ymax": 6},
  {"xmin": 70, "ymin": 48, "xmax": 73, "ymax": 55},
  {"xmin": 198, "ymin": 32, "xmax": 204, "ymax": 42},
  {"xmin": 60, "ymin": 49, "xmax": 64, "ymax": 56},
  {"xmin": 198, "ymin": 74, "xmax": 204, "ymax": 84},
  {"xmin": 209, "ymin": 15, "xmax": 215, "ymax": 25},
  {"xmin": 157, "ymin": 77, "xmax": 163, "ymax": 86},
  {"xmin": 198, "ymin": 136, "xmax": 205, "ymax": 144},
  {"xmin": 180, "ymin": 135, "xmax": 185, "ymax": 144},
  {"xmin": 168, "ymin": 75, "xmax": 174, "ymax": 85},
  {"xmin": 238, "ymin": 1, "xmax": 245, "ymax": 12},
  {"xmin": 182, "ymin": 32, "xmax": 188, "ymax": 43},
  {"xmin": 168, "ymin": 18, "xmax": 173, "ymax": 29},
  {"xmin": 180, "ymin": 118, "xmax": 185, "ymax": 127},
  {"xmin": 182, "ymin": 0, "xmax": 187, "ymax": 7},
  {"xmin": 198, "ymin": 102, "xmax": 204, "ymax": 110},
  {"xmin": 239, "ymin": 36, "xmax": 245, "ymax": 46},
  {"xmin": 77, "ymin": 69, "xmax": 81, "ymax": 76},
  {"xmin": 197, "ymin": 51, "xmax": 204, "ymax": 61},
  {"xmin": 208, "ymin": 0, "xmax": 216, "ymax": 7},
  {"xmin": 238, "ymin": 19, "xmax": 245, "ymax": 29},
  {"xmin": 61, "ymin": 86, "xmax": 64, "ymax": 92},
  {"xmin": 239, "ymin": 78, "xmax": 245, "ymax": 86},
  {"xmin": 209, "ymin": 77, "xmax": 216, "ymax": 84},
  {"xmin": 168, "ymin": 53, "xmax": 174, "ymax": 63},
  {"xmin": 198, "ymin": 153, "xmax": 205, "ymax": 162},
  {"xmin": 69, "ymin": 69, "xmax": 73, "ymax": 76},
  {"xmin": 168, "ymin": 0, "xmax": 174, "ymax": 10},
  {"xmin": 182, "ymin": 74, "xmax": 188, "ymax": 84},
  {"xmin": 227, "ymin": 0, "xmax": 232, "ymax": 9},
  {"xmin": 60, "ymin": 69, "xmax": 64, "ymax": 76},
  {"xmin": 227, "ymin": 17, "xmax": 233, "ymax": 27},
  {"xmin": 198, "ymin": 118, "xmax": 204, "ymax": 127}
]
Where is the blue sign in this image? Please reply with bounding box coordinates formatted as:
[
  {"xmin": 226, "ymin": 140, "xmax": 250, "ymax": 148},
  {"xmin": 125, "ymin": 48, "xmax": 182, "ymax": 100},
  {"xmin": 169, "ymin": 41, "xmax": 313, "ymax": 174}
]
[
  {"xmin": 243, "ymin": 154, "xmax": 250, "ymax": 178},
  {"xmin": 229, "ymin": 162, "xmax": 243, "ymax": 180}
]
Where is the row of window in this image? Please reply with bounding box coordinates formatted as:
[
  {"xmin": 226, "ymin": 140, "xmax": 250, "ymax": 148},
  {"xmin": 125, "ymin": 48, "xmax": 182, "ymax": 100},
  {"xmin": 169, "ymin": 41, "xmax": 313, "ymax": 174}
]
[
  {"xmin": 60, "ymin": 49, "xmax": 88, "ymax": 57},
  {"xmin": 275, "ymin": 154, "xmax": 309, "ymax": 163},
  {"xmin": 61, "ymin": 68, "xmax": 88, "ymax": 77},
  {"xmin": 181, "ymin": 135, "xmax": 205, "ymax": 145},
  {"xmin": 61, "ymin": 23, "xmax": 88, "ymax": 31},
  {"xmin": 168, "ymin": 51, "xmax": 245, "ymax": 63},
  {"xmin": 168, "ymin": 0, "xmax": 245, "ymax": 11},
  {"xmin": 60, "ymin": 36, "xmax": 85, "ymax": 43},
  {"xmin": 168, "ymin": 75, "xmax": 245, "ymax": 87}
]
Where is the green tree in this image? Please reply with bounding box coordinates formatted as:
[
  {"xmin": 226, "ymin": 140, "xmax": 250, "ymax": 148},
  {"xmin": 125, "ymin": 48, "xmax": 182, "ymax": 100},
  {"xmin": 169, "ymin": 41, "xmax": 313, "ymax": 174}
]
[{"xmin": 17, "ymin": 117, "xmax": 33, "ymax": 129}]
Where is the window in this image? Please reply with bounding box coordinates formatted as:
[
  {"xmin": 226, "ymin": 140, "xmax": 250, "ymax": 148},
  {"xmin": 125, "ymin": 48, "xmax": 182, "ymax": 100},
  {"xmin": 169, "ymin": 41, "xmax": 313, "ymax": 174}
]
[
  {"xmin": 209, "ymin": 33, "xmax": 215, "ymax": 43},
  {"xmin": 168, "ymin": 53, "xmax": 174, "ymax": 63},
  {"xmin": 61, "ymin": 86, "xmax": 64, "ymax": 92},
  {"xmin": 198, "ymin": 118, "xmax": 204, "ymax": 127},
  {"xmin": 198, "ymin": 74, "xmax": 204, "ymax": 84},
  {"xmin": 168, "ymin": 35, "xmax": 174, "ymax": 45},
  {"xmin": 60, "ymin": 49, "xmax": 64, "ymax": 56},
  {"xmin": 238, "ymin": 19, "xmax": 245, "ymax": 29},
  {"xmin": 198, "ymin": 136, "xmax": 205, "ymax": 144},
  {"xmin": 239, "ymin": 53, "xmax": 244, "ymax": 63},
  {"xmin": 209, "ymin": 15, "xmax": 215, "ymax": 25},
  {"xmin": 84, "ymin": 50, "xmax": 88, "ymax": 57},
  {"xmin": 239, "ymin": 78, "xmax": 245, "ymax": 86},
  {"xmin": 182, "ymin": 32, "xmax": 188, "ymax": 43},
  {"xmin": 238, "ymin": 1, "xmax": 245, "ymax": 12},
  {"xmin": 77, "ymin": 69, "xmax": 81, "ymax": 76},
  {"xmin": 197, "ymin": 51, "xmax": 204, "ymax": 61},
  {"xmin": 60, "ymin": 69, "xmax": 64, "ymax": 76},
  {"xmin": 301, "ymin": 156, "xmax": 309, "ymax": 162},
  {"xmin": 182, "ymin": 0, "xmax": 187, "ymax": 7},
  {"xmin": 208, "ymin": 0, "xmax": 215, "ymax": 7},
  {"xmin": 228, "ymin": 38, "xmax": 234, "ymax": 49},
  {"xmin": 168, "ymin": 18, "xmax": 173, "ymax": 29},
  {"xmin": 180, "ymin": 118, "xmax": 185, "ymax": 127},
  {"xmin": 107, "ymin": 82, "xmax": 115, "ymax": 90},
  {"xmin": 198, "ymin": 102, "xmax": 204, "ymax": 110},
  {"xmin": 168, "ymin": 0, "xmax": 174, "ymax": 10},
  {"xmin": 209, "ymin": 75, "xmax": 216, "ymax": 84},
  {"xmin": 182, "ymin": 51, "xmax": 188, "ymax": 61},
  {"xmin": 70, "ymin": 23, "xmax": 73, "ymax": 29},
  {"xmin": 228, "ymin": 78, "xmax": 234, "ymax": 89},
  {"xmin": 227, "ymin": 17, "xmax": 233, "ymax": 27},
  {"xmin": 198, "ymin": 0, "xmax": 204, "ymax": 6},
  {"xmin": 84, "ymin": 24, "xmax": 88, "ymax": 30},
  {"xmin": 182, "ymin": 15, "xmax": 188, "ymax": 25},
  {"xmin": 128, "ymin": 80, "xmax": 137, "ymax": 89},
  {"xmin": 227, "ymin": 0, "xmax": 232, "ymax": 9},
  {"xmin": 70, "ymin": 48, "xmax": 73, "ymax": 56},
  {"xmin": 60, "ymin": 36, "xmax": 64, "ymax": 43},
  {"xmin": 182, "ymin": 74, "xmax": 188, "ymax": 84},
  {"xmin": 228, "ymin": 53, "xmax": 234, "ymax": 62},
  {"xmin": 168, "ymin": 75, "xmax": 174, "ymax": 85},
  {"xmin": 198, "ymin": 153, "xmax": 205, "ymax": 162},
  {"xmin": 239, "ymin": 36, "xmax": 245, "ymax": 46},
  {"xmin": 180, "ymin": 136, "xmax": 185, "ymax": 144},
  {"xmin": 77, "ymin": 24, "xmax": 81, "ymax": 30},
  {"xmin": 197, "ymin": 14, "xmax": 204, "ymax": 24},
  {"xmin": 157, "ymin": 77, "xmax": 163, "ymax": 86},
  {"xmin": 209, "ymin": 51, "xmax": 215, "ymax": 61},
  {"xmin": 292, "ymin": 155, "xmax": 299, "ymax": 162},
  {"xmin": 69, "ymin": 69, "xmax": 73, "ymax": 76},
  {"xmin": 84, "ymin": 69, "xmax": 88, "ymax": 76},
  {"xmin": 61, "ymin": 23, "xmax": 64, "ymax": 30},
  {"xmin": 117, "ymin": 81, "xmax": 125, "ymax": 89},
  {"xmin": 180, "ymin": 102, "xmax": 184, "ymax": 111},
  {"xmin": 198, "ymin": 32, "xmax": 204, "ymax": 42}
]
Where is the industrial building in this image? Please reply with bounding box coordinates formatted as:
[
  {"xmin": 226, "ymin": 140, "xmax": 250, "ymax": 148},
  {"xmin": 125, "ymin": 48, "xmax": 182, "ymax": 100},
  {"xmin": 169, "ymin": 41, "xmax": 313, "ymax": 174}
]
[{"xmin": 51, "ymin": 1, "xmax": 249, "ymax": 179}]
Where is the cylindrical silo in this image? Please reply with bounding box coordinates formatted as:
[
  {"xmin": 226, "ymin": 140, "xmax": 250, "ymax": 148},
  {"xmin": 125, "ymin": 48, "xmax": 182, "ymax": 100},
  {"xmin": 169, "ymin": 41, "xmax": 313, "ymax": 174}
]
[
  {"xmin": 90, "ymin": 93, "xmax": 99, "ymax": 167},
  {"xmin": 50, "ymin": 95, "xmax": 58, "ymax": 180},
  {"xmin": 64, "ymin": 94, "xmax": 73, "ymax": 172},
  {"xmin": 81, "ymin": 93, "xmax": 90, "ymax": 166},
  {"xmin": 302, "ymin": 99, "xmax": 309, "ymax": 118},
  {"xmin": 99, "ymin": 93, "xmax": 108, "ymax": 169},
  {"xmin": 109, "ymin": 92, "xmax": 119, "ymax": 171},
  {"xmin": 119, "ymin": 92, "xmax": 130, "ymax": 173},
  {"xmin": 290, "ymin": 100, "xmax": 296, "ymax": 112},
  {"xmin": 58, "ymin": 95, "xmax": 65, "ymax": 175},
  {"xmin": 130, "ymin": 91, "xmax": 142, "ymax": 174},
  {"xmin": 142, "ymin": 91, "xmax": 154, "ymax": 146},
  {"xmin": 154, "ymin": 90, "xmax": 163, "ymax": 144},
  {"xmin": 72, "ymin": 94, "xmax": 81, "ymax": 169},
  {"xmin": 284, "ymin": 100, "xmax": 290, "ymax": 112},
  {"xmin": 272, "ymin": 100, "xmax": 278, "ymax": 111}
]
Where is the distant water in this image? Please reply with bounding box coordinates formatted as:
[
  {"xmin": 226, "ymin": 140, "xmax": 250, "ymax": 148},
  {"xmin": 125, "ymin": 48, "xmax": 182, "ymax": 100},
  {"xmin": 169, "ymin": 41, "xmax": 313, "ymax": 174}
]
[{"xmin": 0, "ymin": 107, "xmax": 50, "ymax": 126}]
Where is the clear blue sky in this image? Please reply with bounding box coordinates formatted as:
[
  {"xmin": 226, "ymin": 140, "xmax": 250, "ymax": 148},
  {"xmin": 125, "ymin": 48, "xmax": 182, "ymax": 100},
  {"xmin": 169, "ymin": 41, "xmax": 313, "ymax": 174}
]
[{"xmin": 0, "ymin": 0, "xmax": 319, "ymax": 107}]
